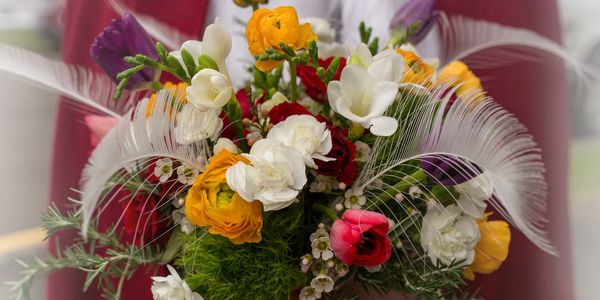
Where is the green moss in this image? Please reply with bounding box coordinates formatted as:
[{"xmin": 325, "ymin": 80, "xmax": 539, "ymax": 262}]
[{"xmin": 176, "ymin": 204, "xmax": 309, "ymax": 300}]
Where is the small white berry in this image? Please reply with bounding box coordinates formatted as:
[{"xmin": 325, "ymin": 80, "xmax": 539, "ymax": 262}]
[{"xmin": 335, "ymin": 203, "xmax": 344, "ymax": 211}]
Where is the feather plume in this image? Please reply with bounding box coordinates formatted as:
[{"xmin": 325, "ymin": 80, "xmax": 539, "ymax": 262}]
[
  {"xmin": 437, "ymin": 13, "xmax": 594, "ymax": 80},
  {"xmin": 356, "ymin": 83, "xmax": 557, "ymax": 256},
  {"xmin": 79, "ymin": 87, "xmax": 211, "ymax": 239},
  {"xmin": 0, "ymin": 43, "xmax": 137, "ymax": 118},
  {"xmin": 106, "ymin": 0, "xmax": 194, "ymax": 50}
]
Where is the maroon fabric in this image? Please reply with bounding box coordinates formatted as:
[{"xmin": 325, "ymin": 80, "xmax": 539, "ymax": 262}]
[
  {"xmin": 436, "ymin": 1, "xmax": 574, "ymax": 299},
  {"xmin": 49, "ymin": 1, "xmax": 209, "ymax": 299}
]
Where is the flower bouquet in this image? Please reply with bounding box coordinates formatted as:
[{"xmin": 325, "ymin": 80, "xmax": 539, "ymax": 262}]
[{"xmin": 6, "ymin": 0, "xmax": 580, "ymax": 299}]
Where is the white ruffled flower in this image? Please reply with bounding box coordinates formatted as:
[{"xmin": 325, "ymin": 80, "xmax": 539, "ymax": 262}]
[
  {"xmin": 226, "ymin": 139, "xmax": 307, "ymax": 211},
  {"xmin": 299, "ymin": 286, "xmax": 322, "ymax": 300},
  {"xmin": 186, "ymin": 69, "xmax": 233, "ymax": 111},
  {"xmin": 327, "ymin": 44, "xmax": 403, "ymax": 137},
  {"xmin": 170, "ymin": 19, "xmax": 231, "ymax": 77},
  {"xmin": 266, "ymin": 115, "xmax": 333, "ymax": 169},
  {"xmin": 175, "ymin": 104, "xmax": 223, "ymax": 145},
  {"xmin": 151, "ymin": 265, "xmax": 203, "ymax": 300},
  {"xmin": 176, "ymin": 163, "xmax": 199, "ymax": 185},
  {"xmin": 343, "ymin": 189, "xmax": 366, "ymax": 209},
  {"xmin": 213, "ymin": 137, "xmax": 239, "ymax": 154},
  {"xmin": 420, "ymin": 205, "xmax": 480, "ymax": 266},
  {"xmin": 454, "ymin": 173, "xmax": 493, "ymax": 218},
  {"xmin": 310, "ymin": 274, "xmax": 334, "ymax": 293},
  {"xmin": 354, "ymin": 141, "xmax": 371, "ymax": 162},
  {"xmin": 154, "ymin": 158, "xmax": 174, "ymax": 183},
  {"xmin": 260, "ymin": 91, "xmax": 288, "ymax": 116}
]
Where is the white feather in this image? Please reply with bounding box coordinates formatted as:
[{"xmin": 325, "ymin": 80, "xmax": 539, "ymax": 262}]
[
  {"xmin": 356, "ymin": 83, "xmax": 557, "ymax": 256},
  {"xmin": 107, "ymin": 0, "xmax": 195, "ymax": 50},
  {"xmin": 79, "ymin": 87, "xmax": 211, "ymax": 239},
  {"xmin": 0, "ymin": 43, "xmax": 136, "ymax": 118},
  {"xmin": 438, "ymin": 13, "xmax": 594, "ymax": 80}
]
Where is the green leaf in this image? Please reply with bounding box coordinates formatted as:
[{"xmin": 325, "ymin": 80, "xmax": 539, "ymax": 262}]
[
  {"xmin": 198, "ymin": 55, "xmax": 219, "ymax": 71},
  {"xmin": 224, "ymin": 97, "xmax": 243, "ymax": 139},
  {"xmin": 161, "ymin": 231, "xmax": 186, "ymax": 264}
]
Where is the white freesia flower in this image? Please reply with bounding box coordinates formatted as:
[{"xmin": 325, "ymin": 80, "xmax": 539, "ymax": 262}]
[
  {"xmin": 170, "ymin": 19, "xmax": 231, "ymax": 77},
  {"xmin": 186, "ymin": 69, "xmax": 233, "ymax": 111},
  {"xmin": 267, "ymin": 115, "xmax": 333, "ymax": 168},
  {"xmin": 454, "ymin": 173, "xmax": 494, "ymax": 218},
  {"xmin": 420, "ymin": 205, "xmax": 480, "ymax": 266},
  {"xmin": 213, "ymin": 137, "xmax": 239, "ymax": 154},
  {"xmin": 226, "ymin": 139, "xmax": 307, "ymax": 211},
  {"xmin": 327, "ymin": 63, "xmax": 400, "ymax": 136},
  {"xmin": 151, "ymin": 265, "xmax": 203, "ymax": 300},
  {"xmin": 175, "ymin": 104, "xmax": 223, "ymax": 145},
  {"xmin": 348, "ymin": 43, "xmax": 404, "ymax": 83}
]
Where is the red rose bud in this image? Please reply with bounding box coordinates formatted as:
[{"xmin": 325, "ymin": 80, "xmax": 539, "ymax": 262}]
[
  {"xmin": 297, "ymin": 57, "xmax": 346, "ymax": 103},
  {"xmin": 267, "ymin": 102, "xmax": 312, "ymax": 124},
  {"xmin": 330, "ymin": 209, "xmax": 392, "ymax": 267},
  {"xmin": 116, "ymin": 188, "xmax": 160, "ymax": 247},
  {"xmin": 315, "ymin": 126, "xmax": 357, "ymax": 185}
]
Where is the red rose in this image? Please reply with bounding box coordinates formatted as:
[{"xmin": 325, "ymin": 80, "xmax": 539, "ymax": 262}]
[
  {"xmin": 297, "ymin": 57, "xmax": 346, "ymax": 103},
  {"xmin": 267, "ymin": 102, "xmax": 312, "ymax": 124},
  {"xmin": 330, "ymin": 209, "xmax": 392, "ymax": 267},
  {"xmin": 117, "ymin": 188, "xmax": 160, "ymax": 246},
  {"xmin": 315, "ymin": 126, "xmax": 357, "ymax": 185}
]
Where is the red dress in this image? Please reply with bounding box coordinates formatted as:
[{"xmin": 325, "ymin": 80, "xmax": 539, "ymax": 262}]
[
  {"xmin": 437, "ymin": 1, "xmax": 574, "ymax": 299},
  {"xmin": 49, "ymin": 1, "xmax": 209, "ymax": 299}
]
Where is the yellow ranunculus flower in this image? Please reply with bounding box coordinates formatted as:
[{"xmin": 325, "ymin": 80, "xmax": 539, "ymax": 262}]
[
  {"xmin": 185, "ymin": 150, "xmax": 263, "ymax": 244},
  {"xmin": 146, "ymin": 82, "xmax": 188, "ymax": 118},
  {"xmin": 246, "ymin": 6, "xmax": 317, "ymax": 72},
  {"xmin": 396, "ymin": 48, "xmax": 436, "ymax": 85},
  {"xmin": 436, "ymin": 61, "xmax": 484, "ymax": 100},
  {"xmin": 463, "ymin": 213, "xmax": 511, "ymax": 280}
]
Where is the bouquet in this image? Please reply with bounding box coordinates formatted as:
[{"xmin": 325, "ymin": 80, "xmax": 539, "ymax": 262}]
[{"xmin": 7, "ymin": 0, "xmax": 579, "ymax": 299}]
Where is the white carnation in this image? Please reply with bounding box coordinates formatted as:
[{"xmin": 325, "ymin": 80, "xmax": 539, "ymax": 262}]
[
  {"xmin": 420, "ymin": 205, "xmax": 480, "ymax": 266},
  {"xmin": 267, "ymin": 115, "xmax": 333, "ymax": 169},
  {"xmin": 151, "ymin": 265, "xmax": 203, "ymax": 300},
  {"xmin": 175, "ymin": 104, "xmax": 222, "ymax": 145},
  {"xmin": 226, "ymin": 139, "xmax": 307, "ymax": 211}
]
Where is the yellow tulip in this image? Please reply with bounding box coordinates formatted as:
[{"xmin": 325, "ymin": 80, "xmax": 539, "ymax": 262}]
[
  {"xmin": 246, "ymin": 6, "xmax": 317, "ymax": 72},
  {"xmin": 464, "ymin": 213, "xmax": 511, "ymax": 280},
  {"xmin": 185, "ymin": 150, "xmax": 263, "ymax": 244}
]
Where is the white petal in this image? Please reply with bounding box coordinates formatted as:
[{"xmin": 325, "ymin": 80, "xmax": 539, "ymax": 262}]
[
  {"xmin": 368, "ymin": 116, "xmax": 398, "ymax": 137},
  {"xmin": 368, "ymin": 52, "xmax": 404, "ymax": 83},
  {"xmin": 201, "ymin": 20, "xmax": 232, "ymax": 75},
  {"xmin": 366, "ymin": 81, "xmax": 399, "ymax": 117},
  {"xmin": 181, "ymin": 40, "xmax": 203, "ymax": 60},
  {"xmin": 340, "ymin": 65, "xmax": 372, "ymax": 102},
  {"xmin": 349, "ymin": 43, "xmax": 374, "ymax": 68},
  {"xmin": 225, "ymin": 162, "xmax": 260, "ymax": 202}
]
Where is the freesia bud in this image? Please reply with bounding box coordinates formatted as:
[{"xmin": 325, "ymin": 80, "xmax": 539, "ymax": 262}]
[
  {"xmin": 390, "ymin": 0, "xmax": 437, "ymax": 44},
  {"xmin": 90, "ymin": 13, "xmax": 158, "ymax": 90}
]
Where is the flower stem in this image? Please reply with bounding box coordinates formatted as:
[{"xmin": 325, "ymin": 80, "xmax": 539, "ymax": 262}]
[
  {"xmin": 288, "ymin": 61, "xmax": 299, "ymax": 102},
  {"xmin": 374, "ymin": 169, "xmax": 427, "ymax": 204},
  {"xmin": 149, "ymin": 81, "xmax": 163, "ymax": 92},
  {"xmin": 312, "ymin": 203, "xmax": 339, "ymax": 221}
]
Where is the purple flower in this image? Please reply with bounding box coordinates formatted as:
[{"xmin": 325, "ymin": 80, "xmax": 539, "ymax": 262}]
[
  {"xmin": 390, "ymin": 0, "xmax": 437, "ymax": 44},
  {"xmin": 90, "ymin": 13, "xmax": 158, "ymax": 89},
  {"xmin": 419, "ymin": 154, "xmax": 481, "ymax": 186}
]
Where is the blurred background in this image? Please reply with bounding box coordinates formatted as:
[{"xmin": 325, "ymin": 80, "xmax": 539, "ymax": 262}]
[{"xmin": 0, "ymin": 0, "xmax": 598, "ymax": 299}]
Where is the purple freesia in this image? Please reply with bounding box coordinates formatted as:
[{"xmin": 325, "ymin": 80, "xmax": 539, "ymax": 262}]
[
  {"xmin": 90, "ymin": 13, "xmax": 158, "ymax": 89},
  {"xmin": 390, "ymin": 0, "xmax": 437, "ymax": 44},
  {"xmin": 419, "ymin": 154, "xmax": 481, "ymax": 186}
]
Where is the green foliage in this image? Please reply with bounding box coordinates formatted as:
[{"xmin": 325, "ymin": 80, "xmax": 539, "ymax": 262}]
[{"xmin": 177, "ymin": 204, "xmax": 309, "ymax": 300}]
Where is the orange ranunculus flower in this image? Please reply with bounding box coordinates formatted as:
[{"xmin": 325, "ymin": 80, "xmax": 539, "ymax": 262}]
[
  {"xmin": 246, "ymin": 6, "xmax": 317, "ymax": 72},
  {"xmin": 436, "ymin": 61, "xmax": 484, "ymax": 99},
  {"xmin": 185, "ymin": 150, "xmax": 263, "ymax": 244},
  {"xmin": 146, "ymin": 82, "xmax": 188, "ymax": 118},
  {"xmin": 396, "ymin": 48, "xmax": 436, "ymax": 85},
  {"xmin": 463, "ymin": 213, "xmax": 511, "ymax": 280}
]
